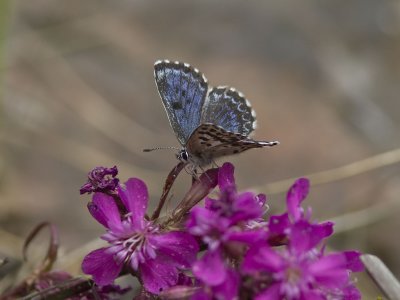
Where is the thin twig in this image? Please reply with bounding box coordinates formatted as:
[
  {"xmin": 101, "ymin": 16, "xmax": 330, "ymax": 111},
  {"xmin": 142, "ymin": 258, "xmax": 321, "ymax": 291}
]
[
  {"xmin": 20, "ymin": 277, "xmax": 93, "ymax": 300},
  {"xmin": 166, "ymin": 168, "xmax": 219, "ymax": 228},
  {"xmin": 151, "ymin": 162, "xmax": 185, "ymax": 221},
  {"xmin": 23, "ymin": 222, "xmax": 59, "ymax": 273}
]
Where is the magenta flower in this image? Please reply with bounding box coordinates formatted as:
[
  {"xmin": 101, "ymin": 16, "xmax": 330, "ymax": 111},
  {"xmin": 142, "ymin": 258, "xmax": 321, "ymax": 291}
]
[
  {"xmin": 242, "ymin": 230, "xmax": 363, "ymax": 300},
  {"xmin": 187, "ymin": 163, "xmax": 267, "ymax": 292},
  {"xmin": 82, "ymin": 178, "xmax": 199, "ymax": 294},
  {"xmin": 242, "ymin": 178, "xmax": 364, "ymax": 299},
  {"xmin": 268, "ymin": 178, "xmax": 333, "ymax": 246},
  {"xmin": 80, "ymin": 166, "xmax": 119, "ymax": 195}
]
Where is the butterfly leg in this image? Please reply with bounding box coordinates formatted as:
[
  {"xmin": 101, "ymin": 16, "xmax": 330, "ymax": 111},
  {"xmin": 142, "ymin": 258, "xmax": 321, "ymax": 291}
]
[
  {"xmin": 183, "ymin": 164, "xmax": 196, "ymax": 176},
  {"xmin": 192, "ymin": 167, "xmax": 199, "ymax": 184},
  {"xmin": 211, "ymin": 159, "xmax": 219, "ymax": 168},
  {"xmin": 198, "ymin": 165, "xmax": 215, "ymax": 183},
  {"xmin": 185, "ymin": 164, "xmax": 199, "ymax": 182},
  {"xmin": 187, "ymin": 165, "xmax": 211, "ymax": 183}
]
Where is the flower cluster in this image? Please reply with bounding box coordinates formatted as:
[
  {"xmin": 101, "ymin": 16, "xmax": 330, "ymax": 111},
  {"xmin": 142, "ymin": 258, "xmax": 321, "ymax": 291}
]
[
  {"xmin": 80, "ymin": 163, "xmax": 364, "ymax": 299},
  {"xmin": 241, "ymin": 177, "xmax": 364, "ymax": 299}
]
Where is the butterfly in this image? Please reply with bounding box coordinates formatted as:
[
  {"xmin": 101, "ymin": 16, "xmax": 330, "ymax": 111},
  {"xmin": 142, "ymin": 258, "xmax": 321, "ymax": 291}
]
[{"xmin": 151, "ymin": 60, "xmax": 279, "ymax": 168}]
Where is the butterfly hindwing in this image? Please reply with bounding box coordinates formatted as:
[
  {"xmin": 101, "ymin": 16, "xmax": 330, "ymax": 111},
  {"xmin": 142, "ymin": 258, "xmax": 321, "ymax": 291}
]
[
  {"xmin": 201, "ymin": 87, "xmax": 256, "ymax": 136},
  {"xmin": 186, "ymin": 124, "xmax": 276, "ymax": 165},
  {"xmin": 154, "ymin": 60, "xmax": 208, "ymax": 145}
]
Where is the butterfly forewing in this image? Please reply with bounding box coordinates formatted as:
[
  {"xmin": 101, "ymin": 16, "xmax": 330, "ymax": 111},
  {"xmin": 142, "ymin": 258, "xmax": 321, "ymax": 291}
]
[
  {"xmin": 154, "ymin": 60, "xmax": 208, "ymax": 145},
  {"xmin": 202, "ymin": 87, "xmax": 256, "ymax": 137}
]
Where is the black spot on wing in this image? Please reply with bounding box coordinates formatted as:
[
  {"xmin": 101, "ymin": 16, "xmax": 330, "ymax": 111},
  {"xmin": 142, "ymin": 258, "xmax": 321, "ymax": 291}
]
[
  {"xmin": 154, "ymin": 60, "xmax": 208, "ymax": 145},
  {"xmin": 172, "ymin": 102, "xmax": 183, "ymax": 110}
]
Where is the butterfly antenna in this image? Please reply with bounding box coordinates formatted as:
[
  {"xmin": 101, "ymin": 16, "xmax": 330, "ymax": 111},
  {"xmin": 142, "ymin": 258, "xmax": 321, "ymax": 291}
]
[
  {"xmin": 143, "ymin": 146, "xmax": 180, "ymax": 152},
  {"xmin": 260, "ymin": 141, "xmax": 280, "ymax": 147}
]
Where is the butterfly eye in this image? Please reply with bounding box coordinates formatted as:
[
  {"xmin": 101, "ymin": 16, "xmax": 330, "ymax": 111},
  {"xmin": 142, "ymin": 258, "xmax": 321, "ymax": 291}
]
[{"xmin": 177, "ymin": 150, "xmax": 189, "ymax": 162}]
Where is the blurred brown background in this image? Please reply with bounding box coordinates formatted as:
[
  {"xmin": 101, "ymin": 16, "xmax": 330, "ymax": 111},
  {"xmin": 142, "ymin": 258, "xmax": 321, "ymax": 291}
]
[{"xmin": 1, "ymin": 0, "xmax": 400, "ymax": 297}]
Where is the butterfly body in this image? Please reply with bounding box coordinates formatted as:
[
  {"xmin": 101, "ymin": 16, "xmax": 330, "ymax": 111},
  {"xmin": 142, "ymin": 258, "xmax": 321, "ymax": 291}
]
[{"xmin": 154, "ymin": 60, "xmax": 278, "ymax": 167}]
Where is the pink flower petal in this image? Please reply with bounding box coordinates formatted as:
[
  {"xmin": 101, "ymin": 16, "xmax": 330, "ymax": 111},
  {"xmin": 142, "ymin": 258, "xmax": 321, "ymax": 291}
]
[
  {"xmin": 225, "ymin": 228, "xmax": 268, "ymax": 245},
  {"xmin": 231, "ymin": 191, "xmax": 264, "ymax": 223},
  {"xmin": 211, "ymin": 269, "xmax": 239, "ymax": 299},
  {"xmin": 300, "ymin": 290, "xmax": 326, "ymax": 300},
  {"xmin": 149, "ymin": 231, "xmax": 199, "ymax": 268},
  {"xmin": 256, "ymin": 193, "xmax": 267, "ymax": 207},
  {"xmin": 192, "ymin": 250, "xmax": 227, "ymax": 286},
  {"xmin": 218, "ymin": 163, "xmax": 236, "ymax": 190},
  {"xmin": 139, "ymin": 259, "xmax": 179, "ymax": 294},
  {"xmin": 286, "ymin": 178, "xmax": 309, "ymax": 221},
  {"xmin": 242, "ymin": 245, "xmax": 285, "ymax": 274},
  {"xmin": 192, "ymin": 290, "xmax": 212, "ymax": 300},
  {"xmin": 89, "ymin": 193, "xmax": 122, "ymax": 230},
  {"xmin": 82, "ymin": 247, "xmax": 123, "ymax": 286},
  {"xmin": 268, "ymin": 213, "xmax": 290, "ymax": 236},
  {"xmin": 254, "ymin": 283, "xmax": 280, "ymax": 300},
  {"xmin": 290, "ymin": 220, "xmax": 333, "ymax": 254},
  {"xmin": 309, "ymin": 253, "xmax": 350, "ymax": 288},
  {"xmin": 309, "ymin": 252, "xmax": 347, "ymax": 272},
  {"xmin": 118, "ymin": 178, "xmax": 148, "ymax": 229},
  {"xmin": 342, "ymin": 284, "xmax": 362, "ymax": 300},
  {"xmin": 343, "ymin": 251, "xmax": 364, "ymax": 272},
  {"xmin": 204, "ymin": 197, "xmax": 218, "ymax": 211}
]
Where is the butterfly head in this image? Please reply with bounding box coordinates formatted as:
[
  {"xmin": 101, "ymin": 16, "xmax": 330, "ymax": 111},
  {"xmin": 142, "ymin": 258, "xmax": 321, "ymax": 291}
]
[{"xmin": 176, "ymin": 149, "xmax": 189, "ymax": 163}]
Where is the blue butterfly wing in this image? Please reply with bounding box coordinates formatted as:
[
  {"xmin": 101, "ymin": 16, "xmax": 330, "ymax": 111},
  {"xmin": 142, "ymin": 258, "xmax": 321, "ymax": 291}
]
[
  {"xmin": 201, "ymin": 87, "xmax": 256, "ymax": 137},
  {"xmin": 154, "ymin": 60, "xmax": 208, "ymax": 145}
]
